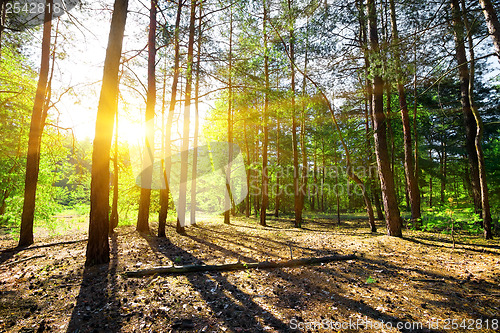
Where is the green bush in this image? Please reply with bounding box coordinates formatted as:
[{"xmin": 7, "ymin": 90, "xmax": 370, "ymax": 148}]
[{"xmin": 420, "ymin": 206, "xmax": 483, "ymax": 234}]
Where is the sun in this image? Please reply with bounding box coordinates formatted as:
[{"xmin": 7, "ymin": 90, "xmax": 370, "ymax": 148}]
[{"xmin": 117, "ymin": 115, "xmax": 145, "ymax": 146}]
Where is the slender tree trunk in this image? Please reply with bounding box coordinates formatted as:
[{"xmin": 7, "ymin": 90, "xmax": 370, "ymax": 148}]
[
  {"xmin": 0, "ymin": 1, "xmax": 6, "ymax": 60},
  {"xmin": 312, "ymin": 143, "xmax": 317, "ymax": 211},
  {"xmin": 177, "ymin": 0, "xmax": 197, "ymax": 232},
  {"xmin": 388, "ymin": 0, "xmax": 421, "ymax": 225},
  {"xmin": 274, "ymin": 110, "xmax": 280, "ymax": 217},
  {"xmin": 86, "ymin": 0, "xmax": 128, "ymax": 266},
  {"xmin": 224, "ymin": 5, "xmax": 233, "ymax": 225},
  {"xmin": 244, "ymin": 120, "xmax": 251, "ymax": 217},
  {"xmin": 358, "ymin": 0, "xmax": 380, "ymax": 228},
  {"xmin": 413, "ymin": 34, "xmax": 421, "ymax": 216},
  {"xmin": 254, "ymin": 134, "xmax": 260, "ymax": 216},
  {"xmin": 367, "ymin": 0, "xmax": 401, "ymax": 237},
  {"xmin": 440, "ymin": 140, "xmax": 446, "ymax": 204},
  {"xmin": 260, "ymin": 0, "xmax": 269, "ymax": 226},
  {"xmin": 428, "ymin": 149, "xmax": 433, "ymax": 207},
  {"xmin": 386, "ymin": 86, "xmax": 395, "ymax": 175},
  {"xmin": 333, "ymin": 148, "xmax": 341, "ymax": 224},
  {"xmin": 109, "ymin": 110, "xmax": 119, "ymax": 234},
  {"xmin": 190, "ymin": 0, "xmax": 203, "ymax": 226},
  {"xmin": 450, "ymin": 0, "xmax": 482, "ymax": 215},
  {"xmin": 159, "ymin": 0, "xmax": 183, "ymax": 237},
  {"xmin": 321, "ymin": 139, "xmax": 325, "ymax": 212},
  {"xmin": 18, "ymin": 0, "xmax": 53, "ymax": 247},
  {"xmin": 463, "ymin": 0, "xmax": 493, "ymax": 239},
  {"xmin": 479, "ymin": 0, "xmax": 500, "ymax": 62},
  {"xmin": 300, "ymin": 42, "xmax": 309, "ymax": 218},
  {"xmin": 137, "ymin": 0, "xmax": 157, "ymax": 234},
  {"xmin": 158, "ymin": 56, "xmax": 168, "ymax": 237},
  {"xmin": 287, "ymin": 0, "xmax": 301, "ymax": 228}
]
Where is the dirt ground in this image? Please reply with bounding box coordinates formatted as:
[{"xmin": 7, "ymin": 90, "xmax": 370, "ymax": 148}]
[{"xmin": 0, "ymin": 216, "xmax": 499, "ymax": 333}]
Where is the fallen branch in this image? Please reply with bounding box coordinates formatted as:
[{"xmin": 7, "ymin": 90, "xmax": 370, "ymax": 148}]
[{"xmin": 125, "ymin": 254, "xmax": 356, "ymax": 277}]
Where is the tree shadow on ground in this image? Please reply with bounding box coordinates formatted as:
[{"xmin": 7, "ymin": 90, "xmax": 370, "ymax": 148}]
[
  {"xmin": 403, "ymin": 235, "xmax": 500, "ymax": 255},
  {"xmin": 180, "ymin": 230, "xmax": 438, "ymax": 333},
  {"xmin": 143, "ymin": 234, "xmax": 290, "ymax": 332},
  {"xmin": 193, "ymin": 224, "xmax": 336, "ymax": 257},
  {"xmin": 66, "ymin": 234, "xmax": 122, "ymax": 333},
  {"xmin": 0, "ymin": 238, "xmax": 86, "ymax": 265}
]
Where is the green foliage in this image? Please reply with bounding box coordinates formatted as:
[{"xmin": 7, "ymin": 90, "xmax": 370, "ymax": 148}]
[
  {"xmin": 0, "ymin": 44, "xmax": 36, "ymax": 224},
  {"xmin": 420, "ymin": 206, "xmax": 483, "ymax": 235}
]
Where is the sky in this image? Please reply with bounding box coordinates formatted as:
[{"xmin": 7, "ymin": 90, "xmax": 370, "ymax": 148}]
[{"xmin": 30, "ymin": 0, "xmax": 213, "ymax": 147}]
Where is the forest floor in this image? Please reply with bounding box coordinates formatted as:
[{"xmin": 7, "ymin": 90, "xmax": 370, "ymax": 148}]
[{"xmin": 0, "ymin": 215, "xmax": 499, "ymax": 333}]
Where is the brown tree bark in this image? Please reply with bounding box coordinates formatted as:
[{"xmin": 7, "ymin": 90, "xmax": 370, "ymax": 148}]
[
  {"xmin": 312, "ymin": 142, "xmax": 317, "ymax": 211},
  {"xmin": 18, "ymin": 0, "xmax": 53, "ymax": 247},
  {"xmin": 367, "ymin": 0, "xmax": 402, "ymax": 237},
  {"xmin": 274, "ymin": 109, "xmax": 280, "ymax": 218},
  {"xmin": 440, "ymin": 139, "xmax": 446, "ymax": 204},
  {"xmin": 479, "ymin": 0, "xmax": 500, "ymax": 62},
  {"xmin": 358, "ymin": 0, "xmax": 379, "ymax": 230},
  {"xmin": 224, "ymin": 4, "xmax": 234, "ymax": 225},
  {"xmin": 287, "ymin": 0, "xmax": 301, "ymax": 228},
  {"xmin": 86, "ymin": 0, "xmax": 128, "ymax": 266},
  {"xmin": 300, "ymin": 40, "xmax": 309, "ymax": 219},
  {"xmin": 177, "ymin": 0, "xmax": 197, "ymax": 232},
  {"xmin": 109, "ymin": 110, "xmax": 119, "ymax": 234},
  {"xmin": 244, "ymin": 120, "xmax": 251, "ymax": 218},
  {"xmin": 137, "ymin": 0, "xmax": 157, "ymax": 234},
  {"xmin": 450, "ymin": 0, "xmax": 482, "ymax": 215},
  {"xmin": 159, "ymin": 0, "xmax": 183, "ymax": 237},
  {"xmin": 389, "ymin": 0, "xmax": 421, "ymax": 226},
  {"xmin": 321, "ymin": 139, "xmax": 325, "ymax": 212},
  {"xmin": 462, "ymin": 0, "xmax": 493, "ymax": 239},
  {"xmin": 190, "ymin": 0, "xmax": 203, "ymax": 226},
  {"xmin": 0, "ymin": 1, "xmax": 5, "ymax": 60},
  {"xmin": 260, "ymin": 0, "xmax": 269, "ymax": 227}
]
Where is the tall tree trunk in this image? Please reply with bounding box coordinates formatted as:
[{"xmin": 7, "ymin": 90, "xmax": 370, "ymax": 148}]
[
  {"xmin": 224, "ymin": 4, "xmax": 233, "ymax": 225},
  {"xmin": 158, "ymin": 56, "xmax": 168, "ymax": 237},
  {"xmin": 333, "ymin": 148, "xmax": 341, "ymax": 224},
  {"xmin": 260, "ymin": 0, "xmax": 269, "ymax": 226},
  {"xmin": 300, "ymin": 39, "xmax": 309, "ymax": 219},
  {"xmin": 450, "ymin": 0, "xmax": 482, "ymax": 215},
  {"xmin": 385, "ymin": 86, "xmax": 395, "ymax": 175},
  {"xmin": 463, "ymin": 0, "xmax": 493, "ymax": 239},
  {"xmin": 479, "ymin": 0, "xmax": 500, "ymax": 62},
  {"xmin": 288, "ymin": 0, "xmax": 301, "ymax": 228},
  {"xmin": 358, "ymin": 0, "xmax": 379, "ymax": 230},
  {"xmin": 159, "ymin": 0, "xmax": 183, "ymax": 237},
  {"xmin": 321, "ymin": 138, "xmax": 325, "ymax": 212},
  {"xmin": 274, "ymin": 109, "xmax": 280, "ymax": 217},
  {"xmin": 312, "ymin": 142, "xmax": 317, "ymax": 211},
  {"xmin": 109, "ymin": 110, "xmax": 119, "ymax": 234},
  {"xmin": 389, "ymin": 0, "xmax": 421, "ymax": 225},
  {"xmin": 440, "ymin": 140, "xmax": 446, "ymax": 204},
  {"xmin": 413, "ymin": 34, "xmax": 421, "ymax": 215},
  {"xmin": 137, "ymin": 0, "xmax": 157, "ymax": 234},
  {"xmin": 367, "ymin": 0, "xmax": 401, "ymax": 237},
  {"xmin": 18, "ymin": 0, "xmax": 53, "ymax": 247},
  {"xmin": 86, "ymin": 0, "xmax": 128, "ymax": 266},
  {"xmin": 0, "ymin": 1, "xmax": 6, "ymax": 60},
  {"xmin": 244, "ymin": 120, "xmax": 251, "ymax": 218},
  {"xmin": 253, "ymin": 134, "xmax": 260, "ymax": 216},
  {"xmin": 190, "ymin": 0, "xmax": 203, "ymax": 226},
  {"xmin": 177, "ymin": 0, "xmax": 197, "ymax": 232}
]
